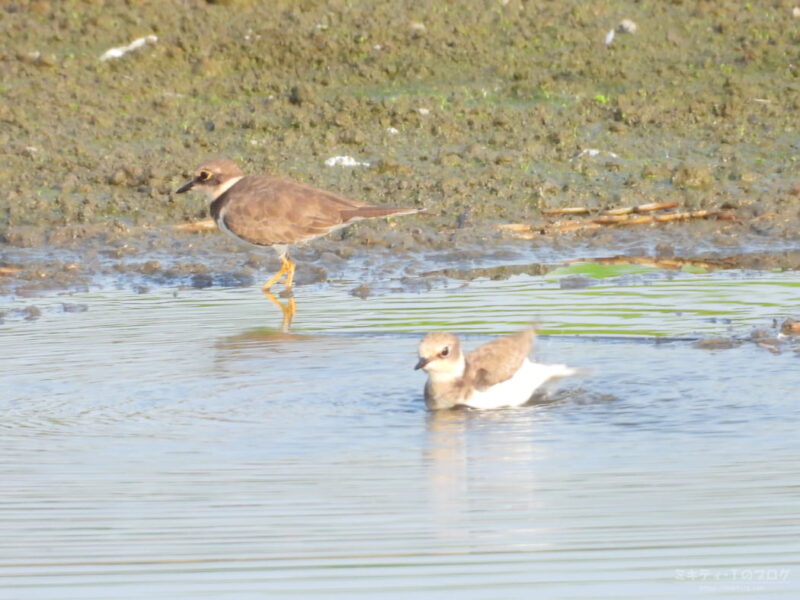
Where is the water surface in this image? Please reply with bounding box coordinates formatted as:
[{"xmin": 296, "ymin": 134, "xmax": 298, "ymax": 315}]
[{"xmin": 1, "ymin": 270, "xmax": 798, "ymax": 598}]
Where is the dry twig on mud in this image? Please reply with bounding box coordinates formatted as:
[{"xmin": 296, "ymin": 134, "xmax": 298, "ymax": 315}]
[
  {"xmin": 172, "ymin": 218, "xmax": 217, "ymax": 233},
  {"xmin": 498, "ymin": 201, "xmax": 736, "ymax": 238},
  {"xmin": 565, "ymin": 255, "xmax": 725, "ymax": 271},
  {"xmin": 541, "ymin": 207, "xmax": 591, "ymax": 216},
  {"xmin": 602, "ymin": 201, "xmax": 679, "ymax": 215}
]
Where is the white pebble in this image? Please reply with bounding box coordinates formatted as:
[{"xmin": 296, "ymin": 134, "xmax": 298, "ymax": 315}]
[
  {"xmin": 100, "ymin": 35, "xmax": 157, "ymax": 62},
  {"xmin": 604, "ymin": 29, "xmax": 615, "ymax": 46},
  {"xmin": 617, "ymin": 19, "xmax": 637, "ymax": 34},
  {"xmin": 324, "ymin": 156, "xmax": 371, "ymax": 167},
  {"xmin": 573, "ymin": 148, "xmax": 619, "ymax": 160}
]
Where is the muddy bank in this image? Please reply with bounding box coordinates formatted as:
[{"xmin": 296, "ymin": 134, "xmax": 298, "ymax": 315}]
[
  {"xmin": 2, "ymin": 216, "xmax": 799, "ymax": 301},
  {"xmin": 1, "ymin": 0, "xmax": 799, "ymax": 294}
]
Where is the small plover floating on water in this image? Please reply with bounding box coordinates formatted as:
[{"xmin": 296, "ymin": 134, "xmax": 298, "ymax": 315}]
[
  {"xmin": 415, "ymin": 330, "xmax": 578, "ymax": 410},
  {"xmin": 176, "ymin": 159, "xmax": 421, "ymax": 295}
]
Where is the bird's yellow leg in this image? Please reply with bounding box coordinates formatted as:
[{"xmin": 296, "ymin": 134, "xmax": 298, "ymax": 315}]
[
  {"xmin": 261, "ymin": 256, "xmax": 290, "ymax": 294},
  {"xmin": 283, "ymin": 258, "xmax": 296, "ymax": 291}
]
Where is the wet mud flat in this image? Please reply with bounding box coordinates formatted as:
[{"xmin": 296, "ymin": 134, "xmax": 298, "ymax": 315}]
[
  {"xmin": 1, "ymin": 0, "xmax": 799, "ymax": 247},
  {"xmin": 2, "ymin": 204, "xmax": 800, "ymax": 339},
  {"xmin": 2, "ymin": 0, "xmax": 799, "ymax": 307},
  {"xmin": 1, "ymin": 216, "xmax": 799, "ymax": 301},
  {"xmin": 3, "ymin": 223, "xmax": 800, "ymax": 366}
]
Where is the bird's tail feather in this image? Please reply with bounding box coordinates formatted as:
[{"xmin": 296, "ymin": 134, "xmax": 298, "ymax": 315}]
[{"xmin": 535, "ymin": 363, "xmax": 586, "ymax": 379}]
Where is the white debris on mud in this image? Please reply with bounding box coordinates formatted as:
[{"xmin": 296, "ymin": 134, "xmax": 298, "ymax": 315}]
[
  {"xmin": 324, "ymin": 156, "xmax": 371, "ymax": 167},
  {"xmin": 100, "ymin": 35, "xmax": 158, "ymax": 62},
  {"xmin": 572, "ymin": 148, "xmax": 619, "ymax": 160},
  {"xmin": 605, "ymin": 19, "xmax": 637, "ymax": 46}
]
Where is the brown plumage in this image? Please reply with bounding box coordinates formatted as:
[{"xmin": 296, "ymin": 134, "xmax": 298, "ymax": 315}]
[
  {"xmin": 176, "ymin": 158, "xmax": 420, "ymax": 293},
  {"xmin": 464, "ymin": 330, "xmax": 534, "ymax": 390}
]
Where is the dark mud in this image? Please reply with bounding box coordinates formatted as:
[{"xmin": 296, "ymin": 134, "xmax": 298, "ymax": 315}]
[{"xmin": 1, "ymin": 0, "xmax": 799, "ymax": 295}]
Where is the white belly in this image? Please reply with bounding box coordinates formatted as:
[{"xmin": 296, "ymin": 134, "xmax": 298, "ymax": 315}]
[{"xmin": 462, "ymin": 359, "xmax": 577, "ymax": 410}]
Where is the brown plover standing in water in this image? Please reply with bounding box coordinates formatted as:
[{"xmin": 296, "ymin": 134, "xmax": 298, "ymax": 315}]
[
  {"xmin": 415, "ymin": 330, "xmax": 578, "ymax": 410},
  {"xmin": 176, "ymin": 159, "xmax": 421, "ymax": 323}
]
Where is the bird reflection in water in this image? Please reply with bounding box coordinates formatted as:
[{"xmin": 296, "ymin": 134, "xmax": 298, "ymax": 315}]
[{"xmin": 263, "ymin": 291, "xmax": 296, "ymax": 332}]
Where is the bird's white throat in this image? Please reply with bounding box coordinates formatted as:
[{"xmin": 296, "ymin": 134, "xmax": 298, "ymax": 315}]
[
  {"xmin": 206, "ymin": 176, "xmax": 244, "ymax": 202},
  {"xmin": 427, "ymin": 354, "xmax": 466, "ymax": 383}
]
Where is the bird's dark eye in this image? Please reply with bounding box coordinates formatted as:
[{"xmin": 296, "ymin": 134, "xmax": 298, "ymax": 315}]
[
  {"xmin": 197, "ymin": 170, "xmax": 211, "ymax": 182},
  {"xmin": 440, "ymin": 346, "xmax": 450, "ymax": 357}
]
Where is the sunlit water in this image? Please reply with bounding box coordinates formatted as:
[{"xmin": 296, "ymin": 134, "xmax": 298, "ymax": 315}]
[{"xmin": 1, "ymin": 269, "xmax": 799, "ymax": 599}]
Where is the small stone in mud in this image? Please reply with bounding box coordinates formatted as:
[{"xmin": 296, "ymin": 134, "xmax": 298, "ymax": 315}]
[
  {"xmin": 216, "ymin": 271, "xmax": 254, "ymax": 287},
  {"xmin": 109, "ymin": 169, "xmax": 127, "ymax": 186},
  {"xmin": 374, "ymin": 159, "xmax": 412, "ymax": 175},
  {"xmin": 2, "ymin": 228, "xmax": 45, "ymax": 248},
  {"xmin": 180, "ymin": 263, "xmax": 210, "ymax": 275},
  {"xmin": 671, "ymin": 164, "xmax": 713, "ymax": 190},
  {"xmin": 245, "ymin": 254, "xmax": 271, "ymax": 269},
  {"xmin": 693, "ymin": 337, "xmax": 743, "ymax": 350},
  {"xmin": 289, "ymin": 84, "xmax": 314, "ymax": 106},
  {"xmin": 318, "ymin": 251, "xmax": 344, "ymax": 266},
  {"xmin": 138, "ymin": 260, "xmax": 162, "ymax": 275},
  {"xmin": 295, "ymin": 265, "xmax": 327, "ymax": 285},
  {"xmin": 640, "ymin": 164, "xmax": 672, "ymax": 181},
  {"xmin": 191, "ymin": 274, "xmax": 214, "ymax": 289},
  {"xmin": 23, "ymin": 305, "xmax": 42, "ymax": 321},
  {"xmin": 61, "ymin": 303, "xmax": 89, "ymax": 313},
  {"xmin": 559, "ymin": 275, "xmax": 593, "ymax": 289},
  {"xmin": 399, "ymin": 276, "xmax": 433, "ymax": 292},
  {"xmin": 350, "ymin": 283, "xmax": 371, "ymax": 299},
  {"xmin": 455, "ymin": 209, "xmax": 471, "ymax": 229},
  {"xmin": 408, "ymin": 22, "xmax": 426, "ymax": 38},
  {"xmin": 334, "ymin": 246, "xmax": 356, "ymax": 259},
  {"xmin": 27, "ymin": 269, "xmax": 49, "ymax": 280},
  {"xmin": 655, "ymin": 243, "xmax": 675, "ymax": 259}
]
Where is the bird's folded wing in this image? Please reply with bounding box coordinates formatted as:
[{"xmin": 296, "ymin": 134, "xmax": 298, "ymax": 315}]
[
  {"xmin": 465, "ymin": 330, "xmax": 534, "ymax": 391},
  {"xmin": 219, "ymin": 177, "xmax": 366, "ymax": 245}
]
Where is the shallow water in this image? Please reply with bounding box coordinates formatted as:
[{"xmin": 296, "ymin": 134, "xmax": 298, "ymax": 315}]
[{"xmin": 1, "ymin": 268, "xmax": 799, "ymax": 599}]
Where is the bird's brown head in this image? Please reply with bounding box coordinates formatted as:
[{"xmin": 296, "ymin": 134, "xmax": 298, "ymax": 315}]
[
  {"xmin": 176, "ymin": 159, "xmax": 245, "ymax": 200},
  {"xmin": 415, "ymin": 332, "xmax": 463, "ymax": 375}
]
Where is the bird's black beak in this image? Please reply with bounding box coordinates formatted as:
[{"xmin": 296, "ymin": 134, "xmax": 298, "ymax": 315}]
[
  {"xmin": 414, "ymin": 357, "xmax": 429, "ymax": 371},
  {"xmin": 176, "ymin": 179, "xmax": 195, "ymax": 194}
]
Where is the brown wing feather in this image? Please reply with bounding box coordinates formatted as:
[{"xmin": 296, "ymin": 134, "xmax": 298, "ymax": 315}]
[
  {"xmin": 465, "ymin": 330, "xmax": 534, "ymax": 391},
  {"xmin": 217, "ymin": 176, "xmax": 419, "ymax": 246},
  {"xmin": 219, "ymin": 176, "xmax": 367, "ymax": 246}
]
